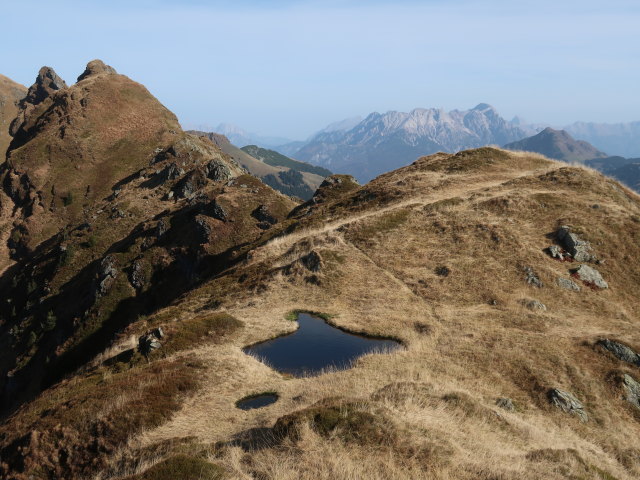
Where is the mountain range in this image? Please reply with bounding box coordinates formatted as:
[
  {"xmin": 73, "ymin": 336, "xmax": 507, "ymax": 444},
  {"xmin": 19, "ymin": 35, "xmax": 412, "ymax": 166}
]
[
  {"xmin": 292, "ymin": 104, "xmax": 527, "ymax": 182},
  {"xmin": 0, "ymin": 61, "xmax": 639, "ymax": 480}
]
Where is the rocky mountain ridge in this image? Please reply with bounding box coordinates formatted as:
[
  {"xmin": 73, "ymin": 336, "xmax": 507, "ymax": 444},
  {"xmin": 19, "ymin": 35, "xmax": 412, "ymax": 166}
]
[
  {"xmin": 0, "ymin": 63, "xmax": 639, "ymax": 480},
  {"xmin": 293, "ymin": 103, "xmax": 528, "ymax": 182}
]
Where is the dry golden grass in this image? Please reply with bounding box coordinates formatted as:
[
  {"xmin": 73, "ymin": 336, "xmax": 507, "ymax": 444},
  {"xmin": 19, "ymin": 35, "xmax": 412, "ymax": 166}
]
[
  {"xmin": 5, "ymin": 148, "xmax": 640, "ymax": 479},
  {"xmin": 110, "ymin": 149, "xmax": 639, "ymax": 479}
]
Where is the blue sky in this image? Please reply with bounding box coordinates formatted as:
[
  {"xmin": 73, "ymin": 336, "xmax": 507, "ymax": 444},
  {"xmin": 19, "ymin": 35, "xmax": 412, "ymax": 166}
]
[{"xmin": 2, "ymin": 0, "xmax": 639, "ymax": 139}]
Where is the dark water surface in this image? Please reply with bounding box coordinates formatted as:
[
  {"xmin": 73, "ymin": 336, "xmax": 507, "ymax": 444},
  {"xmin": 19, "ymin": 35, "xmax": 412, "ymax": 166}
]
[
  {"xmin": 243, "ymin": 313, "xmax": 401, "ymax": 377},
  {"xmin": 236, "ymin": 393, "xmax": 279, "ymax": 410}
]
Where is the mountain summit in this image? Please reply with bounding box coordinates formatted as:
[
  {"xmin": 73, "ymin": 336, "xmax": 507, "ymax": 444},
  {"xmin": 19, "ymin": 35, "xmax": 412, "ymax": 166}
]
[{"xmin": 294, "ymin": 104, "xmax": 527, "ymax": 182}]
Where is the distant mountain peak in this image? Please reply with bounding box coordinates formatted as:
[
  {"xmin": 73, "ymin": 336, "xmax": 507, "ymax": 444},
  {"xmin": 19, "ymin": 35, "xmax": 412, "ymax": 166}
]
[
  {"xmin": 25, "ymin": 66, "xmax": 67, "ymax": 106},
  {"xmin": 504, "ymin": 127, "xmax": 607, "ymax": 162}
]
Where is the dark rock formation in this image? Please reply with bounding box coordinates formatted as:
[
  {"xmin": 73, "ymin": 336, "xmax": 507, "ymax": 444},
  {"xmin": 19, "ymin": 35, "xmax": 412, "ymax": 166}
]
[
  {"xmin": 548, "ymin": 389, "xmax": 588, "ymax": 422},
  {"xmin": 77, "ymin": 59, "xmax": 117, "ymax": 82},
  {"xmin": 597, "ymin": 339, "xmax": 640, "ymax": 366},
  {"xmin": 9, "ymin": 66, "xmax": 67, "ymax": 136}
]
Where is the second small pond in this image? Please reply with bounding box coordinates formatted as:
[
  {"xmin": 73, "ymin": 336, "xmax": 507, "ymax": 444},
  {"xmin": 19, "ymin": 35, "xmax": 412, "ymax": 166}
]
[{"xmin": 243, "ymin": 313, "xmax": 401, "ymax": 377}]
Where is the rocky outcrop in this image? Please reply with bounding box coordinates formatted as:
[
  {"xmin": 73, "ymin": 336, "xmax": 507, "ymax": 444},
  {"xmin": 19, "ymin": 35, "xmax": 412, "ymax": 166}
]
[
  {"xmin": 571, "ymin": 264, "xmax": 608, "ymax": 289},
  {"xmin": 9, "ymin": 66, "xmax": 67, "ymax": 137},
  {"xmin": 205, "ymin": 159, "xmax": 233, "ymax": 182},
  {"xmin": 76, "ymin": 59, "xmax": 117, "ymax": 82},
  {"xmin": 174, "ymin": 170, "xmax": 207, "ymax": 199},
  {"xmin": 129, "ymin": 259, "xmax": 147, "ymax": 290},
  {"xmin": 95, "ymin": 255, "xmax": 118, "ymax": 299},
  {"xmin": 622, "ymin": 374, "xmax": 640, "ymax": 409},
  {"xmin": 524, "ymin": 266, "xmax": 543, "ymax": 288},
  {"xmin": 597, "ymin": 339, "xmax": 640, "ymax": 366},
  {"xmin": 203, "ymin": 200, "xmax": 227, "ymax": 222},
  {"xmin": 548, "ymin": 389, "xmax": 588, "ymax": 422},
  {"xmin": 556, "ymin": 226, "xmax": 594, "ymax": 262},
  {"xmin": 138, "ymin": 327, "xmax": 164, "ymax": 356},
  {"xmin": 557, "ymin": 277, "xmax": 581, "ymax": 292},
  {"xmin": 252, "ymin": 205, "xmax": 278, "ymax": 229}
]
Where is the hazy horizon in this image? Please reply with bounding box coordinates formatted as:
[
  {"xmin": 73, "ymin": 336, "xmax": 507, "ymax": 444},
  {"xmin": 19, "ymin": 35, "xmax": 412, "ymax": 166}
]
[{"xmin": 2, "ymin": 0, "xmax": 639, "ymax": 140}]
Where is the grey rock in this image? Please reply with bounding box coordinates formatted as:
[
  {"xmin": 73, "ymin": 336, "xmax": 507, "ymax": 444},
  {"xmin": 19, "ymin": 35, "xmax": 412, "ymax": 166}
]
[
  {"xmin": 622, "ymin": 374, "xmax": 640, "ymax": 409},
  {"xmin": 129, "ymin": 259, "xmax": 146, "ymax": 290},
  {"xmin": 523, "ymin": 299, "xmax": 547, "ymax": 311},
  {"xmin": 557, "ymin": 226, "xmax": 594, "ymax": 262},
  {"xmin": 138, "ymin": 328, "xmax": 164, "ymax": 356},
  {"xmin": 174, "ymin": 170, "xmax": 207, "ymax": 199},
  {"xmin": 96, "ymin": 255, "xmax": 118, "ymax": 298},
  {"xmin": 301, "ymin": 251, "xmax": 323, "ymax": 272},
  {"xmin": 524, "ymin": 266, "xmax": 543, "ymax": 288},
  {"xmin": 496, "ymin": 397, "xmax": 515, "ymax": 411},
  {"xmin": 557, "ymin": 277, "xmax": 581, "ymax": 292},
  {"xmin": 548, "ymin": 388, "xmax": 588, "ymax": 422},
  {"xmin": 597, "ymin": 339, "xmax": 640, "ymax": 367},
  {"xmin": 571, "ymin": 264, "xmax": 608, "ymax": 289},
  {"xmin": 160, "ymin": 162, "xmax": 184, "ymax": 181},
  {"xmin": 547, "ymin": 245, "xmax": 566, "ymax": 261},
  {"xmin": 205, "ymin": 159, "xmax": 233, "ymax": 182}
]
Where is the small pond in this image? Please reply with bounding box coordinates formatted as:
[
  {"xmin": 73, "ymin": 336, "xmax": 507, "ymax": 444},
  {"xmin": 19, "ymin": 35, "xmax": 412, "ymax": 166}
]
[
  {"xmin": 236, "ymin": 393, "xmax": 279, "ymax": 410},
  {"xmin": 243, "ymin": 313, "xmax": 401, "ymax": 377}
]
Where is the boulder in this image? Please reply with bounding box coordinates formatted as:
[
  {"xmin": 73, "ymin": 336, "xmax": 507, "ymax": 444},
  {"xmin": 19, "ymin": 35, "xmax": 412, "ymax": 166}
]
[
  {"xmin": 548, "ymin": 388, "xmax": 588, "ymax": 422},
  {"xmin": 597, "ymin": 339, "xmax": 640, "ymax": 367},
  {"xmin": 557, "ymin": 226, "xmax": 594, "ymax": 262},
  {"xmin": 95, "ymin": 255, "xmax": 117, "ymax": 298},
  {"xmin": 174, "ymin": 170, "xmax": 207, "ymax": 199},
  {"xmin": 557, "ymin": 277, "xmax": 581, "ymax": 292},
  {"xmin": 205, "ymin": 159, "xmax": 233, "ymax": 182},
  {"xmin": 547, "ymin": 245, "xmax": 566, "ymax": 261},
  {"xmin": 159, "ymin": 163, "xmax": 184, "ymax": 182},
  {"xmin": 138, "ymin": 328, "xmax": 164, "ymax": 356},
  {"xmin": 571, "ymin": 264, "xmax": 608, "ymax": 289},
  {"xmin": 622, "ymin": 374, "xmax": 640, "ymax": 409},
  {"xmin": 524, "ymin": 266, "xmax": 543, "ymax": 288}
]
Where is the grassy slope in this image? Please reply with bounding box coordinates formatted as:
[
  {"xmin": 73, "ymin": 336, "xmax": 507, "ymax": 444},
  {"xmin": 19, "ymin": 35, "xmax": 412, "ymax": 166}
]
[
  {"xmin": 3, "ymin": 133, "xmax": 640, "ymax": 479},
  {"xmin": 130, "ymin": 148, "xmax": 640, "ymax": 479},
  {"xmin": 0, "ymin": 74, "xmax": 26, "ymax": 158},
  {"xmin": 241, "ymin": 144, "xmax": 332, "ymax": 177}
]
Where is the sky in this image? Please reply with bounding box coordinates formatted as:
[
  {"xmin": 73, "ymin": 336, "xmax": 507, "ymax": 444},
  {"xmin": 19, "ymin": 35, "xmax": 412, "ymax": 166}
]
[{"xmin": 1, "ymin": 0, "xmax": 639, "ymax": 140}]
